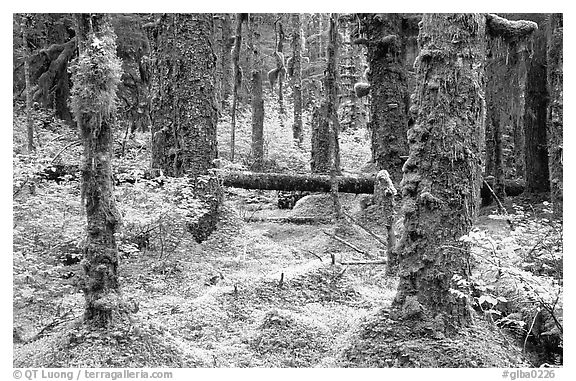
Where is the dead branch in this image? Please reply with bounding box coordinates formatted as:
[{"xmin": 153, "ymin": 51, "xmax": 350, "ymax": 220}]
[
  {"xmin": 342, "ymin": 210, "xmax": 387, "ymax": 247},
  {"xmin": 339, "ymin": 260, "xmax": 387, "ymax": 265},
  {"xmin": 323, "ymin": 230, "xmax": 370, "ymax": 257}
]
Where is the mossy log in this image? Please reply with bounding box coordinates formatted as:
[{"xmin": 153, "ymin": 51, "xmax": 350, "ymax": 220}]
[
  {"xmin": 220, "ymin": 170, "xmax": 374, "ymax": 194},
  {"xmin": 33, "ymin": 166, "xmax": 526, "ymax": 203}
]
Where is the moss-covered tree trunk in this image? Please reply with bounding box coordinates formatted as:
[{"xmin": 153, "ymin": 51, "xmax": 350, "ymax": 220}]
[
  {"xmin": 249, "ymin": 14, "xmax": 264, "ymax": 171},
  {"xmin": 523, "ymin": 14, "xmax": 550, "ymax": 194},
  {"xmin": 21, "ymin": 14, "xmax": 35, "ymax": 153},
  {"xmin": 311, "ymin": 14, "xmax": 340, "ymax": 175},
  {"xmin": 71, "ymin": 13, "xmax": 123, "ymax": 327},
  {"xmin": 547, "ymin": 13, "xmax": 563, "ymax": 216},
  {"xmin": 360, "ymin": 14, "xmax": 410, "ymax": 185},
  {"xmin": 148, "ymin": 14, "xmax": 221, "ymax": 243},
  {"xmin": 291, "ymin": 13, "xmax": 303, "ymax": 145},
  {"xmin": 393, "ymin": 13, "xmax": 487, "ymax": 332}
]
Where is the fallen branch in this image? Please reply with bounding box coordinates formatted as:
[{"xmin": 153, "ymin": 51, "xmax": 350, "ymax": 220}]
[
  {"xmin": 339, "ymin": 260, "xmax": 387, "ymax": 265},
  {"xmin": 244, "ymin": 216, "xmax": 331, "ymax": 224},
  {"xmin": 342, "ymin": 210, "xmax": 387, "ymax": 247},
  {"xmin": 304, "ymin": 249, "xmax": 323, "ymax": 262},
  {"xmin": 323, "ymin": 230, "xmax": 371, "ymax": 257},
  {"xmin": 50, "ymin": 139, "xmax": 82, "ymax": 164},
  {"xmin": 483, "ymin": 180, "xmax": 515, "ymax": 230}
]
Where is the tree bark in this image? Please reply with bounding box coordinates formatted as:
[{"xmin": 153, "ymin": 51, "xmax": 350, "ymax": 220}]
[
  {"xmin": 21, "ymin": 14, "xmax": 35, "ymax": 153},
  {"xmin": 522, "ymin": 14, "xmax": 550, "ymax": 193},
  {"xmin": 485, "ymin": 38, "xmax": 507, "ymax": 199},
  {"xmin": 393, "ymin": 13, "xmax": 488, "ymax": 333},
  {"xmin": 291, "ymin": 13, "xmax": 303, "ymax": 144},
  {"xmin": 147, "ymin": 14, "xmax": 221, "ymax": 243},
  {"xmin": 221, "ymin": 13, "xmax": 233, "ymax": 105},
  {"xmin": 71, "ymin": 13, "xmax": 123, "ymax": 327},
  {"xmin": 230, "ymin": 13, "xmax": 245, "ymax": 162},
  {"xmin": 276, "ymin": 19, "xmax": 286, "ymax": 114},
  {"xmin": 148, "ymin": 14, "xmax": 219, "ymax": 177},
  {"xmin": 547, "ymin": 14, "xmax": 563, "ymax": 216},
  {"xmin": 249, "ymin": 14, "xmax": 264, "ymax": 171},
  {"xmin": 311, "ymin": 14, "xmax": 340, "ymax": 175},
  {"xmin": 359, "ymin": 14, "xmax": 410, "ymax": 184}
]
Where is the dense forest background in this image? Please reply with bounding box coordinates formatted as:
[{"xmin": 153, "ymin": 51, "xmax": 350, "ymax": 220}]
[{"xmin": 12, "ymin": 13, "xmax": 563, "ymax": 370}]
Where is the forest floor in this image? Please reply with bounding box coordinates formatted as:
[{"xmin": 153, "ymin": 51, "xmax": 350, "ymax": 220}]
[{"xmin": 12, "ymin": 105, "xmax": 563, "ymax": 368}]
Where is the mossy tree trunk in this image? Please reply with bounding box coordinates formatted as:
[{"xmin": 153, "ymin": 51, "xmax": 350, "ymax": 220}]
[
  {"xmin": 547, "ymin": 13, "xmax": 562, "ymax": 216},
  {"xmin": 291, "ymin": 13, "xmax": 303, "ymax": 145},
  {"xmin": 21, "ymin": 14, "xmax": 35, "ymax": 153},
  {"xmin": 394, "ymin": 13, "xmax": 537, "ymax": 333},
  {"xmin": 311, "ymin": 13, "xmax": 340, "ymax": 175},
  {"xmin": 249, "ymin": 14, "xmax": 264, "ymax": 171},
  {"xmin": 393, "ymin": 13, "xmax": 488, "ymax": 333},
  {"xmin": 148, "ymin": 14, "xmax": 221, "ymax": 243},
  {"xmin": 71, "ymin": 13, "xmax": 123, "ymax": 327},
  {"xmin": 523, "ymin": 14, "xmax": 550, "ymax": 194},
  {"xmin": 359, "ymin": 13, "xmax": 410, "ymax": 185}
]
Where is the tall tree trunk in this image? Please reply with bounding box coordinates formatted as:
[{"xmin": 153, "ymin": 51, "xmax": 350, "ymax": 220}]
[
  {"xmin": 221, "ymin": 13, "xmax": 233, "ymax": 106},
  {"xmin": 147, "ymin": 14, "xmax": 221, "ymax": 243},
  {"xmin": 393, "ymin": 13, "xmax": 488, "ymax": 332},
  {"xmin": 277, "ymin": 19, "xmax": 286, "ymax": 114},
  {"xmin": 360, "ymin": 14, "xmax": 410, "ymax": 185},
  {"xmin": 149, "ymin": 14, "xmax": 218, "ymax": 177},
  {"xmin": 230, "ymin": 14, "xmax": 245, "ymax": 162},
  {"xmin": 249, "ymin": 14, "xmax": 264, "ymax": 171},
  {"xmin": 21, "ymin": 14, "xmax": 35, "ymax": 153},
  {"xmin": 71, "ymin": 13, "xmax": 123, "ymax": 327},
  {"xmin": 394, "ymin": 13, "xmax": 538, "ymax": 333},
  {"xmin": 523, "ymin": 14, "xmax": 550, "ymax": 194},
  {"xmin": 547, "ymin": 13, "xmax": 563, "ymax": 216},
  {"xmin": 485, "ymin": 38, "xmax": 507, "ymax": 199},
  {"xmin": 311, "ymin": 14, "xmax": 340, "ymax": 175},
  {"xmin": 291, "ymin": 13, "xmax": 303, "ymax": 145}
]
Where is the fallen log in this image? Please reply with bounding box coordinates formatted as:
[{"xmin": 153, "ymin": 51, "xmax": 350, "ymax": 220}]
[
  {"xmin": 244, "ymin": 216, "xmax": 331, "ymax": 224},
  {"xmin": 32, "ymin": 165, "xmax": 526, "ymax": 203},
  {"xmin": 220, "ymin": 170, "xmax": 526, "ymax": 202},
  {"xmin": 219, "ymin": 170, "xmax": 374, "ymax": 194}
]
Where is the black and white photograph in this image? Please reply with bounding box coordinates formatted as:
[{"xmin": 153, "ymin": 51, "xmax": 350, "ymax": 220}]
[{"xmin": 10, "ymin": 9, "xmax": 565, "ymax": 376}]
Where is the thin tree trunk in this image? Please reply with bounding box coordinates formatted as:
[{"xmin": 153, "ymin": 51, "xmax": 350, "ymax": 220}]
[
  {"xmin": 277, "ymin": 20, "xmax": 285, "ymax": 114},
  {"xmin": 291, "ymin": 13, "xmax": 303, "ymax": 144},
  {"xmin": 71, "ymin": 13, "xmax": 123, "ymax": 327},
  {"xmin": 221, "ymin": 13, "xmax": 233, "ymax": 105},
  {"xmin": 230, "ymin": 14, "xmax": 245, "ymax": 162},
  {"xmin": 547, "ymin": 13, "xmax": 563, "ymax": 216},
  {"xmin": 311, "ymin": 14, "xmax": 340, "ymax": 175},
  {"xmin": 21, "ymin": 14, "xmax": 35, "ymax": 153},
  {"xmin": 249, "ymin": 14, "xmax": 264, "ymax": 171}
]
